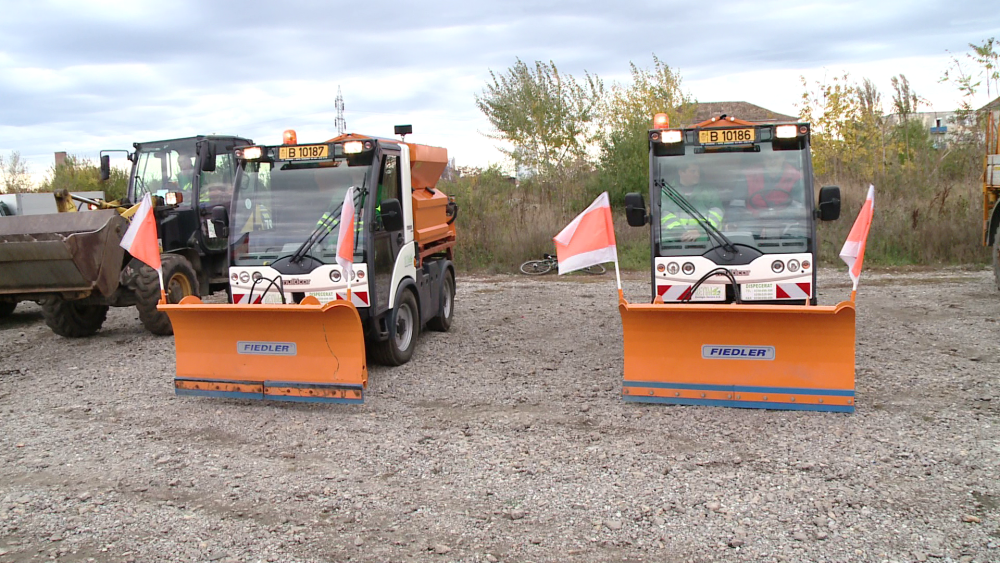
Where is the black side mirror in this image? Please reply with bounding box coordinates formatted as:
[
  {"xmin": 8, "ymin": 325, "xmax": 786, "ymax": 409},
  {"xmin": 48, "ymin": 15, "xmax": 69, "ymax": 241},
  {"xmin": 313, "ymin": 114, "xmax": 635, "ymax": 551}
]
[
  {"xmin": 100, "ymin": 155, "xmax": 111, "ymax": 182},
  {"xmin": 199, "ymin": 143, "xmax": 217, "ymax": 172},
  {"xmin": 380, "ymin": 198, "xmax": 404, "ymax": 232},
  {"xmin": 624, "ymin": 192, "xmax": 648, "ymax": 227},
  {"xmin": 211, "ymin": 205, "xmax": 229, "ymax": 238},
  {"xmin": 817, "ymin": 186, "xmax": 841, "ymax": 221}
]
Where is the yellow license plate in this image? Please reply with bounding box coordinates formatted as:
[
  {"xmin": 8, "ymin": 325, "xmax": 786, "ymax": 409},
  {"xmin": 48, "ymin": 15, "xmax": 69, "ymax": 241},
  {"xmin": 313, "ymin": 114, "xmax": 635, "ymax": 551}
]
[
  {"xmin": 278, "ymin": 145, "xmax": 329, "ymax": 160},
  {"xmin": 698, "ymin": 128, "xmax": 755, "ymax": 145}
]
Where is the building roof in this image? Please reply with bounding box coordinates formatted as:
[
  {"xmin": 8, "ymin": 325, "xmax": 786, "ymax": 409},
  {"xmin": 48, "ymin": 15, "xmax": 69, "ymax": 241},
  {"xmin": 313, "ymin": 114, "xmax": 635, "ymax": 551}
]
[
  {"xmin": 685, "ymin": 101, "xmax": 798, "ymax": 125},
  {"xmin": 979, "ymin": 96, "xmax": 1000, "ymax": 112}
]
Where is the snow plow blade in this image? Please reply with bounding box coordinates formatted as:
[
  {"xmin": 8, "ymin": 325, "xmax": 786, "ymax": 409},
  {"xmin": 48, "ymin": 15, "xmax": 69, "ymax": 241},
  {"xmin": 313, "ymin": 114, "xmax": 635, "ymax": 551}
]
[
  {"xmin": 161, "ymin": 296, "xmax": 368, "ymax": 404},
  {"xmin": 619, "ymin": 298, "xmax": 856, "ymax": 413}
]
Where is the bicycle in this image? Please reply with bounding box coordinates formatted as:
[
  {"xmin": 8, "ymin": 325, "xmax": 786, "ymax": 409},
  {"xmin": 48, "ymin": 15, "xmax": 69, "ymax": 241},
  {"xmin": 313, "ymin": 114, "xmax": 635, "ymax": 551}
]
[{"xmin": 519, "ymin": 253, "xmax": 607, "ymax": 275}]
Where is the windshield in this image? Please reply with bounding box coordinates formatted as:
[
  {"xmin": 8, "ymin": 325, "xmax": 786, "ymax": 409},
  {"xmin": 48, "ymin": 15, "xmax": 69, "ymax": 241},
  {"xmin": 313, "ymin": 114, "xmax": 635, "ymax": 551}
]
[
  {"xmin": 132, "ymin": 139, "xmax": 198, "ymax": 205},
  {"xmin": 656, "ymin": 144, "xmax": 811, "ymax": 255},
  {"xmin": 230, "ymin": 159, "xmax": 370, "ymax": 265}
]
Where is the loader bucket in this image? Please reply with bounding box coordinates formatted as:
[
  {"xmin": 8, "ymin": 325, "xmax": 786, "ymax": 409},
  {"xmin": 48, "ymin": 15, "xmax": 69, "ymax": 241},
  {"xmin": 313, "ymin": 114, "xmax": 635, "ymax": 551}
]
[
  {"xmin": 0, "ymin": 210, "xmax": 127, "ymax": 297},
  {"xmin": 619, "ymin": 298, "xmax": 856, "ymax": 413},
  {"xmin": 161, "ymin": 296, "xmax": 369, "ymax": 404}
]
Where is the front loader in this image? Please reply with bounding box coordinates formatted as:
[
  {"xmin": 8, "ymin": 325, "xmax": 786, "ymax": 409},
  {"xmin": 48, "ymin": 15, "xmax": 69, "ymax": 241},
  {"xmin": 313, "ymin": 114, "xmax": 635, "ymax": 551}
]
[
  {"xmin": 161, "ymin": 126, "xmax": 458, "ymax": 404},
  {"xmin": 620, "ymin": 114, "xmax": 856, "ymax": 412},
  {"xmin": 0, "ymin": 135, "xmax": 252, "ymax": 336}
]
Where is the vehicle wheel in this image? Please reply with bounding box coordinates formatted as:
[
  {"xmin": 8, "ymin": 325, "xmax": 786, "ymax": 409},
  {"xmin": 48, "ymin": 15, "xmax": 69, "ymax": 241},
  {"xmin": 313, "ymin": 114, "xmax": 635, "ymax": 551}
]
[
  {"xmin": 584, "ymin": 263, "xmax": 607, "ymax": 275},
  {"xmin": 993, "ymin": 223, "xmax": 1000, "ymax": 292},
  {"xmin": 0, "ymin": 301, "xmax": 15, "ymax": 319},
  {"xmin": 427, "ymin": 270, "xmax": 455, "ymax": 332},
  {"xmin": 520, "ymin": 260, "xmax": 553, "ymax": 275},
  {"xmin": 42, "ymin": 298, "xmax": 108, "ymax": 337},
  {"xmin": 372, "ymin": 290, "xmax": 419, "ymax": 366},
  {"xmin": 135, "ymin": 254, "xmax": 200, "ymax": 336}
]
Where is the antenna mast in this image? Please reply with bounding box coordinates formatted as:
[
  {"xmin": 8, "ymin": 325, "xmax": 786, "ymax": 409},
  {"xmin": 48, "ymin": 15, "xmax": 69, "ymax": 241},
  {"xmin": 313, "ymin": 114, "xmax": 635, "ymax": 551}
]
[{"xmin": 334, "ymin": 86, "xmax": 347, "ymax": 136}]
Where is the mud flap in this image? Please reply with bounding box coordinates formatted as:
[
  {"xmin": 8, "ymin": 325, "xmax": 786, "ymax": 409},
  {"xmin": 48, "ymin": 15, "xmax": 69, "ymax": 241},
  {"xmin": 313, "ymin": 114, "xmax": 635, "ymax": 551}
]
[
  {"xmin": 619, "ymin": 298, "xmax": 856, "ymax": 412},
  {"xmin": 161, "ymin": 296, "xmax": 368, "ymax": 404}
]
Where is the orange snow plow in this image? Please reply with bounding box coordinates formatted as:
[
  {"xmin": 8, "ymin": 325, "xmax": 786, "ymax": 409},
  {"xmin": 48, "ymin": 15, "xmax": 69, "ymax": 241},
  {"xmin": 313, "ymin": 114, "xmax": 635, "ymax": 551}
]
[
  {"xmin": 620, "ymin": 114, "xmax": 857, "ymax": 412},
  {"xmin": 619, "ymin": 298, "xmax": 856, "ymax": 412},
  {"xmin": 162, "ymin": 296, "xmax": 368, "ymax": 403}
]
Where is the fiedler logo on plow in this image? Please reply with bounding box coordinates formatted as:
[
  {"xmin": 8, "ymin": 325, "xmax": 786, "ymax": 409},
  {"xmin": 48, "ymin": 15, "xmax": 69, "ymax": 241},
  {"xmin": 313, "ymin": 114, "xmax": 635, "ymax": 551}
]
[
  {"xmin": 237, "ymin": 341, "xmax": 297, "ymax": 356},
  {"xmin": 702, "ymin": 345, "xmax": 775, "ymax": 360}
]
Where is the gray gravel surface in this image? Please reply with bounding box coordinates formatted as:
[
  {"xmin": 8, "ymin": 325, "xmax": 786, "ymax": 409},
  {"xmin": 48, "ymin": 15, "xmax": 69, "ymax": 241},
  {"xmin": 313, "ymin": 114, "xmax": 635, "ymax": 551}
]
[{"xmin": 1, "ymin": 267, "xmax": 999, "ymax": 563}]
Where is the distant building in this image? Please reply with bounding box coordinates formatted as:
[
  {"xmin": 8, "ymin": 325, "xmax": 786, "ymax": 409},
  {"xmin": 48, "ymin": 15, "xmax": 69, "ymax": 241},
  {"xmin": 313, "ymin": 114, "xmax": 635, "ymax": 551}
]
[
  {"xmin": 884, "ymin": 110, "xmax": 973, "ymax": 148},
  {"xmin": 685, "ymin": 101, "xmax": 798, "ymax": 125}
]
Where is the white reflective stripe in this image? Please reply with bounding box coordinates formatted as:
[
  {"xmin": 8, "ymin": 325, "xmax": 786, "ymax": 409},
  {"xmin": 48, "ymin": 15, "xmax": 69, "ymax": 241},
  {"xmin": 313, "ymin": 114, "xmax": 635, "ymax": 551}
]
[
  {"xmin": 558, "ymin": 246, "xmax": 616, "ymax": 275},
  {"xmin": 777, "ymin": 283, "xmax": 810, "ymax": 299},
  {"xmin": 554, "ymin": 192, "xmax": 610, "ymax": 245}
]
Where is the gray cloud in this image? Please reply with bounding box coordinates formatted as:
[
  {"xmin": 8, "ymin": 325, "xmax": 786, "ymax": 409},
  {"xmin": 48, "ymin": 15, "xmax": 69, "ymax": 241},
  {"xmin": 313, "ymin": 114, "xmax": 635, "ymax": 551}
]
[{"xmin": 1, "ymin": 0, "xmax": 999, "ymax": 177}]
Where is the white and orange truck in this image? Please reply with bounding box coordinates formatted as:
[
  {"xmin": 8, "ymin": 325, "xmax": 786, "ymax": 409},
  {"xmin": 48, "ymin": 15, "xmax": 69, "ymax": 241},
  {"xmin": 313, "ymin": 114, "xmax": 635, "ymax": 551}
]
[{"xmin": 161, "ymin": 126, "xmax": 457, "ymax": 404}]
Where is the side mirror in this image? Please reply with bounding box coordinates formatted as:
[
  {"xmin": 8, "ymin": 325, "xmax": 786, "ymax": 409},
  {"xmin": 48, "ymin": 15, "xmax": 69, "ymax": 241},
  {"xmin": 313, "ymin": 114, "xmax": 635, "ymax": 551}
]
[
  {"xmin": 624, "ymin": 192, "xmax": 648, "ymax": 227},
  {"xmin": 211, "ymin": 205, "xmax": 229, "ymax": 238},
  {"xmin": 380, "ymin": 198, "xmax": 404, "ymax": 232},
  {"xmin": 817, "ymin": 186, "xmax": 841, "ymax": 221},
  {"xmin": 199, "ymin": 143, "xmax": 217, "ymax": 172},
  {"xmin": 100, "ymin": 155, "xmax": 111, "ymax": 182}
]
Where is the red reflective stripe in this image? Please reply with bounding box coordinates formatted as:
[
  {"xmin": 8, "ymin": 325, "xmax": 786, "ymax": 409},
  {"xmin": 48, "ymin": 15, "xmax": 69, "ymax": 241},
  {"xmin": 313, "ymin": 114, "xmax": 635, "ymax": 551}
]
[
  {"xmin": 657, "ymin": 285, "xmax": 670, "ymax": 296},
  {"xmin": 796, "ymin": 283, "xmax": 811, "ymax": 296},
  {"xmin": 776, "ymin": 285, "xmax": 790, "ymax": 299}
]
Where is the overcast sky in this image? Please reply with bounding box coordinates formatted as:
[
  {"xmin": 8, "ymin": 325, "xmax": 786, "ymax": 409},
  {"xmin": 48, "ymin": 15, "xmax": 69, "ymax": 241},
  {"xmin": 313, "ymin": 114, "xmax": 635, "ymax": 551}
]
[{"xmin": 2, "ymin": 0, "xmax": 999, "ymax": 183}]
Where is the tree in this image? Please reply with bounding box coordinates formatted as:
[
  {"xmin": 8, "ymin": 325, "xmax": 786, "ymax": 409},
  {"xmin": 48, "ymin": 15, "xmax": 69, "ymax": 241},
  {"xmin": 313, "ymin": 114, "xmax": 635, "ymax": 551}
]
[
  {"xmin": 597, "ymin": 55, "xmax": 694, "ymax": 204},
  {"xmin": 38, "ymin": 155, "xmax": 129, "ymax": 202},
  {"xmin": 891, "ymin": 74, "xmax": 923, "ymax": 163},
  {"xmin": 0, "ymin": 151, "xmax": 33, "ymax": 193},
  {"xmin": 476, "ymin": 59, "xmax": 604, "ymax": 178}
]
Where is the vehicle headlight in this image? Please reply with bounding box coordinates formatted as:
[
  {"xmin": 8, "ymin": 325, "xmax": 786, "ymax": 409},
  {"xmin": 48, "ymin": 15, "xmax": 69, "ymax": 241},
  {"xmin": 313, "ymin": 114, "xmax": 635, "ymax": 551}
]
[
  {"xmin": 239, "ymin": 272, "xmax": 250, "ymax": 283},
  {"xmin": 681, "ymin": 262, "xmax": 695, "ymax": 275},
  {"xmin": 252, "ymin": 271, "xmax": 262, "ymax": 281},
  {"xmin": 771, "ymin": 260, "xmax": 785, "ymax": 273},
  {"xmin": 330, "ymin": 270, "xmax": 342, "ymax": 282},
  {"xmin": 667, "ymin": 262, "xmax": 680, "ymax": 275},
  {"xmin": 787, "ymin": 260, "xmax": 800, "ymax": 273}
]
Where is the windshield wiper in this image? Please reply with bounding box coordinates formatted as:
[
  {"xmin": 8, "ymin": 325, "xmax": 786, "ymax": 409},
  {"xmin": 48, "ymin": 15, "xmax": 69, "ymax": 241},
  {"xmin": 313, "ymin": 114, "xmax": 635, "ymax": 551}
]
[
  {"xmin": 656, "ymin": 178, "xmax": 736, "ymax": 254},
  {"xmin": 289, "ymin": 183, "xmax": 366, "ymax": 264}
]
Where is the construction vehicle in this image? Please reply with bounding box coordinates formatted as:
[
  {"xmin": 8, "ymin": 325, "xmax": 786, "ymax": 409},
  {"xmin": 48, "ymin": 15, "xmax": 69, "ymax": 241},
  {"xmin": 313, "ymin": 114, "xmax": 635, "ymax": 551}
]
[
  {"xmin": 620, "ymin": 113, "xmax": 856, "ymax": 412},
  {"xmin": 0, "ymin": 190, "xmax": 106, "ymax": 318},
  {"xmin": 983, "ymin": 103, "xmax": 1000, "ymax": 290},
  {"xmin": 161, "ymin": 126, "xmax": 458, "ymax": 404},
  {"xmin": 0, "ymin": 135, "xmax": 253, "ymax": 334}
]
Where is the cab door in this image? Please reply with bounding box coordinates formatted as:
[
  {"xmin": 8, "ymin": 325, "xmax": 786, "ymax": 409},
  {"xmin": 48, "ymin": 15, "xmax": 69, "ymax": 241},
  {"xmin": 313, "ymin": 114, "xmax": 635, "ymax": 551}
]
[
  {"xmin": 371, "ymin": 149, "xmax": 404, "ymax": 316},
  {"xmin": 196, "ymin": 141, "xmax": 236, "ymax": 253}
]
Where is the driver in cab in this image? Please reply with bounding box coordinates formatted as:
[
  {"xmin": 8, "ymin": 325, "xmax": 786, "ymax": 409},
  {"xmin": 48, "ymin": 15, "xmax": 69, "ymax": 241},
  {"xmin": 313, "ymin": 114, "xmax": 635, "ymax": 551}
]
[{"xmin": 661, "ymin": 161, "xmax": 724, "ymax": 242}]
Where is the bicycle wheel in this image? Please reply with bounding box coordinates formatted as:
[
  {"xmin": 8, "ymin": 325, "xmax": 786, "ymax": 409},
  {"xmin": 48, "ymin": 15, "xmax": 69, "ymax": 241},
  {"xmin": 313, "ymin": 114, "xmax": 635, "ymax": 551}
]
[
  {"xmin": 584, "ymin": 263, "xmax": 607, "ymax": 275},
  {"xmin": 520, "ymin": 260, "xmax": 553, "ymax": 275}
]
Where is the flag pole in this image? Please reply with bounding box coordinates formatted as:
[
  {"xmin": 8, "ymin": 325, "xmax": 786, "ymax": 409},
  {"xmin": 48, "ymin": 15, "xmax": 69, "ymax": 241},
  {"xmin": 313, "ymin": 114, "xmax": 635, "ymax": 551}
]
[
  {"xmin": 158, "ymin": 269, "xmax": 166, "ymax": 304},
  {"xmin": 850, "ymin": 289, "xmax": 857, "ymax": 303}
]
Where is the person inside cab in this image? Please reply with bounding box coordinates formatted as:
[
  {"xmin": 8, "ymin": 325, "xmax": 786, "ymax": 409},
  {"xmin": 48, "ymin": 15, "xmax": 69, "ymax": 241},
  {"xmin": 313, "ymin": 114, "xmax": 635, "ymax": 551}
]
[
  {"xmin": 745, "ymin": 150, "xmax": 803, "ymax": 211},
  {"xmin": 661, "ymin": 161, "xmax": 724, "ymax": 242},
  {"xmin": 172, "ymin": 153, "xmax": 196, "ymax": 203}
]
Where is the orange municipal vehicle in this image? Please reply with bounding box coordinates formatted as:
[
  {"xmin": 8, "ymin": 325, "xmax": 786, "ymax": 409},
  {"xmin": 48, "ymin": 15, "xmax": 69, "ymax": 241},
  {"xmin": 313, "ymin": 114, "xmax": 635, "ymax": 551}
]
[
  {"xmin": 161, "ymin": 126, "xmax": 457, "ymax": 404},
  {"xmin": 620, "ymin": 114, "xmax": 857, "ymax": 412}
]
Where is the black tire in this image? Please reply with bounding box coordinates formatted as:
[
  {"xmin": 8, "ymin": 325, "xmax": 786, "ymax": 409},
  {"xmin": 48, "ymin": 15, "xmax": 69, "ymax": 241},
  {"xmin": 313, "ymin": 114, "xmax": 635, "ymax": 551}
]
[
  {"xmin": 135, "ymin": 254, "xmax": 200, "ymax": 336},
  {"xmin": 0, "ymin": 301, "xmax": 15, "ymax": 319},
  {"xmin": 584, "ymin": 264, "xmax": 607, "ymax": 275},
  {"xmin": 41, "ymin": 298, "xmax": 109, "ymax": 337},
  {"xmin": 427, "ymin": 270, "xmax": 455, "ymax": 332},
  {"xmin": 520, "ymin": 260, "xmax": 553, "ymax": 275},
  {"xmin": 371, "ymin": 290, "xmax": 419, "ymax": 366}
]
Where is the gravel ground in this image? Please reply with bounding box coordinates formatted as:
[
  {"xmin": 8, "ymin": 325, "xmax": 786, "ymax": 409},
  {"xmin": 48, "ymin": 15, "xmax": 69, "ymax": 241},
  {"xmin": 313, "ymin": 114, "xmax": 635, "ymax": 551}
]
[{"xmin": 1, "ymin": 267, "xmax": 999, "ymax": 563}]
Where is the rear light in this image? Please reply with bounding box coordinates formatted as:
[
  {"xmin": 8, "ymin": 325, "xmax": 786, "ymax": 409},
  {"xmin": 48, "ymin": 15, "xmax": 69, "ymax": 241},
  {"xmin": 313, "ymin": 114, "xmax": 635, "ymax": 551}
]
[
  {"xmin": 343, "ymin": 141, "xmax": 363, "ymax": 154},
  {"xmin": 330, "ymin": 270, "xmax": 342, "ymax": 282},
  {"xmin": 165, "ymin": 192, "xmax": 183, "ymax": 205},
  {"xmin": 653, "ymin": 113, "xmax": 670, "ymax": 129},
  {"xmin": 283, "ymin": 130, "xmax": 297, "ymax": 145},
  {"xmin": 771, "ymin": 260, "xmax": 785, "ymax": 273},
  {"xmin": 661, "ymin": 130, "xmax": 682, "ymax": 143},
  {"xmin": 775, "ymin": 125, "xmax": 797, "ymax": 138},
  {"xmin": 787, "ymin": 259, "xmax": 800, "ymax": 273},
  {"xmin": 681, "ymin": 262, "xmax": 695, "ymax": 275}
]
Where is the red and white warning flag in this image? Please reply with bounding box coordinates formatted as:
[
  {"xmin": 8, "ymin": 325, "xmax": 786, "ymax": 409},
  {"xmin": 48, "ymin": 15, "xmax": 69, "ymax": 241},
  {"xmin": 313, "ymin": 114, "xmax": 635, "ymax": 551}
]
[
  {"xmin": 554, "ymin": 191, "xmax": 620, "ymax": 288},
  {"xmin": 119, "ymin": 192, "xmax": 163, "ymax": 292},
  {"xmin": 839, "ymin": 185, "xmax": 874, "ymax": 295},
  {"xmin": 335, "ymin": 187, "xmax": 356, "ymax": 292}
]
